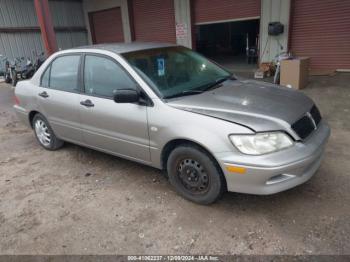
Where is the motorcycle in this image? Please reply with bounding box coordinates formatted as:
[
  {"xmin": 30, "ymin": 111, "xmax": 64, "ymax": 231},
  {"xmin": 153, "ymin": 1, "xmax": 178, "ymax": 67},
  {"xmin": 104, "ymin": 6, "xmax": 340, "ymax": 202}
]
[
  {"xmin": 1, "ymin": 51, "xmax": 46, "ymax": 86},
  {"xmin": 0, "ymin": 56, "xmax": 12, "ymax": 84},
  {"xmin": 10, "ymin": 57, "xmax": 33, "ymax": 87},
  {"xmin": 5, "ymin": 59, "xmax": 15, "ymax": 84},
  {"xmin": 15, "ymin": 52, "xmax": 46, "ymax": 85},
  {"xmin": 33, "ymin": 51, "xmax": 46, "ymax": 71}
]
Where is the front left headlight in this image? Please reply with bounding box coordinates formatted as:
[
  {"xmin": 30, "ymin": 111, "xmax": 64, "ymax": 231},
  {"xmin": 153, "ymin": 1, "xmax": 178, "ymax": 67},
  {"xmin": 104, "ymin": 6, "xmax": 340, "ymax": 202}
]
[{"xmin": 229, "ymin": 132, "xmax": 294, "ymax": 155}]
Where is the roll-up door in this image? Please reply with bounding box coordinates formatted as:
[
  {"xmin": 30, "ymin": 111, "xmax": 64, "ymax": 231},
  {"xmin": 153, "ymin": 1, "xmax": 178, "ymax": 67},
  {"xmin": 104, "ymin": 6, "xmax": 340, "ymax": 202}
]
[
  {"xmin": 89, "ymin": 7, "xmax": 124, "ymax": 44},
  {"xmin": 290, "ymin": 0, "xmax": 350, "ymax": 71},
  {"xmin": 131, "ymin": 0, "xmax": 176, "ymax": 43},
  {"xmin": 193, "ymin": 0, "xmax": 261, "ymax": 25}
]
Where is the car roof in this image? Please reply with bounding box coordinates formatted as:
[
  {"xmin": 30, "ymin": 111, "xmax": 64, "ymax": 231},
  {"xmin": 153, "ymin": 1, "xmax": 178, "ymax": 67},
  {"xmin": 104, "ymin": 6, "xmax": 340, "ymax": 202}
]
[{"xmin": 73, "ymin": 42, "xmax": 178, "ymax": 54}]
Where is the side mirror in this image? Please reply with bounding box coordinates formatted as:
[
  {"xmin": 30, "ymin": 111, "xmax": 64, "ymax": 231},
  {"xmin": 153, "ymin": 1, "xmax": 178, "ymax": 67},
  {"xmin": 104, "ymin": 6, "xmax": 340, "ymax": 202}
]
[{"xmin": 113, "ymin": 89, "xmax": 140, "ymax": 103}]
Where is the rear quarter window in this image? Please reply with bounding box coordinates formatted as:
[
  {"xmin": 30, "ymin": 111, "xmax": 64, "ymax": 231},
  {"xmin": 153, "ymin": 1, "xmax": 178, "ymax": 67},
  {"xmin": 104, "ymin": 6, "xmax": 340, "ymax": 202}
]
[{"xmin": 41, "ymin": 66, "xmax": 50, "ymax": 87}]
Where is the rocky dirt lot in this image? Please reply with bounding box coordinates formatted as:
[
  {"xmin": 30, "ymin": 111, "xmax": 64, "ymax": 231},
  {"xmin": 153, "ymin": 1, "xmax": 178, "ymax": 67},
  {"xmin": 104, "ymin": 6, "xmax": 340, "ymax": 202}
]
[{"xmin": 0, "ymin": 74, "xmax": 349, "ymax": 255}]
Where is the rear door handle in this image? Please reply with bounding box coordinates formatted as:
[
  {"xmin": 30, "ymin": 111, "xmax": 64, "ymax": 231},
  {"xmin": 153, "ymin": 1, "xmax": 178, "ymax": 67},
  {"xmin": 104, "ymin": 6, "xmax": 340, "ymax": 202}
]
[
  {"xmin": 38, "ymin": 91, "xmax": 49, "ymax": 98},
  {"xmin": 80, "ymin": 99, "xmax": 94, "ymax": 107}
]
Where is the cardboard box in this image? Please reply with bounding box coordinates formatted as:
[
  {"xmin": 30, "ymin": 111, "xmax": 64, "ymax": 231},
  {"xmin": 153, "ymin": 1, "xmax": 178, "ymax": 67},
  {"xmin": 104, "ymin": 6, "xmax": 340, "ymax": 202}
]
[
  {"xmin": 280, "ymin": 57, "xmax": 310, "ymax": 89},
  {"xmin": 254, "ymin": 69, "xmax": 265, "ymax": 79},
  {"xmin": 259, "ymin": 62, "xmax": 274, "ymax": 77}
]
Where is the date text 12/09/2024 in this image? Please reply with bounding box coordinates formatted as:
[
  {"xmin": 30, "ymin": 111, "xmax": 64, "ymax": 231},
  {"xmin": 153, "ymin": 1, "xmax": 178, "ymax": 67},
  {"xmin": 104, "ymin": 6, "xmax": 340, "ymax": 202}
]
[{"xmin": 127, "ymin": 255, "xmax": 219, "ymax": 261}]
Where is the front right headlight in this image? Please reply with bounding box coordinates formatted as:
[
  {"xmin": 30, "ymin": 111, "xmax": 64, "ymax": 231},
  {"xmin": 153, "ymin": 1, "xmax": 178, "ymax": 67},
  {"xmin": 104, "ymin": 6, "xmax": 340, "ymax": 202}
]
[{"xmin": 229, "ymin": 132, "xmax": 294, "ymax": 155}]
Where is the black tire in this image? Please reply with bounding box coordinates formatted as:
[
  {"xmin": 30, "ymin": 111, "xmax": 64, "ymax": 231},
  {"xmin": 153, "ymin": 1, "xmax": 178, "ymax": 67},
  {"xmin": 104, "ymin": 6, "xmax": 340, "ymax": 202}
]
[
  {"xmin": 27, "ymin": 70, "xmax": 34, "ymax": 79},
  {"xmin": 32, "ymin": 113, "xmax": 64, "ymax": 150},
  {"xmin": 167, "ymin": 144, "xmax": 226, "ymax": 205},
  {"xmin": 11, "ymin": 70, "xmax": 18, "ymax": 87},
  {"xmin": 4, "ymin": 73, "xmax": 11, "ymax": 83}
]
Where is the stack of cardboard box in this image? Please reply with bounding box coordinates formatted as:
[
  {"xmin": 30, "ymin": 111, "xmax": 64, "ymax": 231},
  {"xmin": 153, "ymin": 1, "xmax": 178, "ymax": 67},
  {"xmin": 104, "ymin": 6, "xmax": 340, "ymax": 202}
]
[
  {"xmin": 254, "ymin": 62, "xmax": 275, "ymax": 79},
  {"xmin": 280, "ymin": 57, "xmax": 310, "ymax": 89}
]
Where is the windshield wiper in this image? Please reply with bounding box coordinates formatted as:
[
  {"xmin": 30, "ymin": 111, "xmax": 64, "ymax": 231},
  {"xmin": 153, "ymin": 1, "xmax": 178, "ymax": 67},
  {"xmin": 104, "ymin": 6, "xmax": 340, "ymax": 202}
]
[
  {"xmin": 164, "ymin": 90, "xmax": 204, "ymax": 99},
  {"xmin": 201, "ymin": 75, "xmax": 232, "ymax": 92},
  {"xmin": 164, "ymin": 75, "xmax": 232, "ymax": 99}
]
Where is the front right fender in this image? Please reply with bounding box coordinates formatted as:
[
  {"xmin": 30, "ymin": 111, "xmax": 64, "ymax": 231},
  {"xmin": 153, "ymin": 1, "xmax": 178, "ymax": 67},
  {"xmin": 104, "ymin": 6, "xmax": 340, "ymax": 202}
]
[{"xmin": 147, "ymin": 100, "xmax": 254, "ymax": 168}]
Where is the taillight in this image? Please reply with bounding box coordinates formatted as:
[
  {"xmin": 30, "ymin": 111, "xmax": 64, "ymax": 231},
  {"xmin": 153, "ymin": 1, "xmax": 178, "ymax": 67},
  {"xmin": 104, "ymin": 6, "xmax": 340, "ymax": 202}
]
[{"xmin": 14, "ymin": 95, "xmax": 20, "ymax": 105}]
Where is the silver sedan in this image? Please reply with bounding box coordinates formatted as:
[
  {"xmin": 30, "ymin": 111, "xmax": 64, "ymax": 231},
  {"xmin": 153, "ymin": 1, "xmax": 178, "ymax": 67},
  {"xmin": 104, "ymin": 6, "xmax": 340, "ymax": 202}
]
[{"xmin": 14, "ymin": 43, "xmax": 330, "ymax": 204}]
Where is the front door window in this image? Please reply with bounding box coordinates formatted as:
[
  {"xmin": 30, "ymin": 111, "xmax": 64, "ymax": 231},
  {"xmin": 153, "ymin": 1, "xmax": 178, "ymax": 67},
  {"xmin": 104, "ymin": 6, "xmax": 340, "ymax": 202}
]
[{"xmin": 84, "ymin": 55, "xmax": 137, "ymax": 97}]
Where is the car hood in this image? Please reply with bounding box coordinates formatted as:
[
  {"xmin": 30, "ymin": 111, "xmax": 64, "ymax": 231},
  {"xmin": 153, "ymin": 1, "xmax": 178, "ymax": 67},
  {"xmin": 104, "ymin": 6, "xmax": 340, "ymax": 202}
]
[{"xmin": 166, "ymin": 79, "xmax": 314, "ymax": 132}]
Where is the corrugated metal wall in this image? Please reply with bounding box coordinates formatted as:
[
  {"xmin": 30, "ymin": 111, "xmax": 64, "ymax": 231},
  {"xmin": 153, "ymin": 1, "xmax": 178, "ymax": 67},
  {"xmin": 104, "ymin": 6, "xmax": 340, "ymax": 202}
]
[
  {"xmin": 89, "ymin": 7, "xmax": 125, "ymax": 44},
  {"xmin": 131, "ymin": 0, "xmax": 176, "ymax": 43},
  {"xmin": 50, "ymin": 0, "xmax": 88, "ymax": 51},
  {"xmin": 193, "ymin": 0, "xmax": 261, "ymax": 25},
  {"xmin": 290, "ymin": 0, "xmax": 350, "ymax": 71},
  {"xmin": 0, "ymin": 0, "xmax": 87, "ymax": 62},
  {"xmin": 0, "ymin": 0, "xmax": 38, "ymax": 27}
]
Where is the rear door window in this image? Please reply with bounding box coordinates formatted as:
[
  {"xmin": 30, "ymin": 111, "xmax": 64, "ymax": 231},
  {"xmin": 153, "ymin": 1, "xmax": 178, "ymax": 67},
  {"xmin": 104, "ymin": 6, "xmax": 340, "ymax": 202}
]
[{"xmin": 48, "ymin": 55, "xmax": 81, "ymax": 92}]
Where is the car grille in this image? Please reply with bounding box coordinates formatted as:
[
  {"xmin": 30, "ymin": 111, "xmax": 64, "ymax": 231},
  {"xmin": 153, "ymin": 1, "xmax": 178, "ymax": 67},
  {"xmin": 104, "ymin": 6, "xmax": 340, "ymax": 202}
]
[
  {"xmin": 310, "ymin": 105, "xmax": 322, "ymax": 125},
  {"xmin": 291, "ymin": 105, "xmax": 322, "ymax": 139}
]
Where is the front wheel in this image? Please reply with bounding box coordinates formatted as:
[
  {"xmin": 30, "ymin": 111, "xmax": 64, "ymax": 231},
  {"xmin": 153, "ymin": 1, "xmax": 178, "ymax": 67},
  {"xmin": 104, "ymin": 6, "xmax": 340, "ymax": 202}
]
[
  {"xmin": 11, "ymin": 69, "xmax": 17, "ymax": 87},
  {"xmin": 32, "ymin": 113, "xmax": 64, "ymax": 150},
  {"xmin": 167, "ymin": 144, "xmax": 226, "ymax": 205}
]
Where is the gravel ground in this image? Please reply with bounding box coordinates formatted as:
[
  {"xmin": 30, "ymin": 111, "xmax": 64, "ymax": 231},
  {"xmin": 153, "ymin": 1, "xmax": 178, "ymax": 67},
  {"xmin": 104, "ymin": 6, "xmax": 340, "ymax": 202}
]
[{"xmin": 0, "ymin": 74, "xmax": 349, "ymax": 255}]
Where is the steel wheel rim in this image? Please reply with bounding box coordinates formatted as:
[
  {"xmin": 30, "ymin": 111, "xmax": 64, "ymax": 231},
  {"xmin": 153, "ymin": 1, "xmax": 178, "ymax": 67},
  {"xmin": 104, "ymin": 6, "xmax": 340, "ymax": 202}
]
[
  {"xmin": 34, "ymin": 119, "xmax": 51, "ymax": 146},
  {"xmin": 176, "ymin": 158, "xmax": 210, "ymax": 194}
]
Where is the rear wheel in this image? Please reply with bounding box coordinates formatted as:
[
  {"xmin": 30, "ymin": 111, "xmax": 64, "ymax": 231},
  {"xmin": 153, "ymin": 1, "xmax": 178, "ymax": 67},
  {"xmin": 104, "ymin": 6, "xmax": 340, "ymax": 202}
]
[
  {"xmin": 4, "ymin": 72, "xmax": 11, "ymax": 83},
  {"xmin": 167, "ymin": 144, "xmax": 226, "ymax": 205},
  {"xmin": 32, "ymin": 113, "xmax": 64, "ymax": 150}
]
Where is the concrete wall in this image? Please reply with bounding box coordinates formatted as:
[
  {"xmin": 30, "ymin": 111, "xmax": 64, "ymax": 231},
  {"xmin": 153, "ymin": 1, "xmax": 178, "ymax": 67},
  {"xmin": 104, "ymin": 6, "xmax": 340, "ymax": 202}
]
[
  {"xmin": 82, "ymin": 0, "xmax": 132, "ymax": 44},
  {"xmin": 260, "ymin": 0, "xmax": 291, "ymax": 62},
  {"xmin": 174, "ymin": 0, "xmax": 192, "ymax": 48}
]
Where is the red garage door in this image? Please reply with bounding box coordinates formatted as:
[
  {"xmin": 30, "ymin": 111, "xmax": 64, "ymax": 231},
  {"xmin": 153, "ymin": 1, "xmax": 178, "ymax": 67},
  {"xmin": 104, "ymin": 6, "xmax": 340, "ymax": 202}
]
[
  {"xmin": 131, "ymin": 0, "xmax": 176, "ymax": 43},
  {"xmin": 89, "ymin": 7, "xmax": 124, "ymax": 44},
  {"xmin": 193, "ymin": 0, "xmax": 261, "ymax": 24},
  {"xmin": 290, "ymin": 0, "xmax": 350, "ymax": 71}
]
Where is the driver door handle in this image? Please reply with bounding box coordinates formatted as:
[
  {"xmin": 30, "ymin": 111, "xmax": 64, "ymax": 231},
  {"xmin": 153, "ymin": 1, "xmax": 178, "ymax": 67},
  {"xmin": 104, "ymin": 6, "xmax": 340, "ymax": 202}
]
[
  {"xmin": 38, "ymin": 91, "xmax": 49, "ymax": 98},
  {"xmin": 80, "ymin": 99, "xmax": 94, "ymax": 107}
]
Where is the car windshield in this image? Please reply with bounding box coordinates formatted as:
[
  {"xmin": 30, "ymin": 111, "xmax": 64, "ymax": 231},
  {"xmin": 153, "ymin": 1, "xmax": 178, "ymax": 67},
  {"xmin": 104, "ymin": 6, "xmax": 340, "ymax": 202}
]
[{"xmin": 122, "ymin": 46, "xmax": 232, "ymax": 99}]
